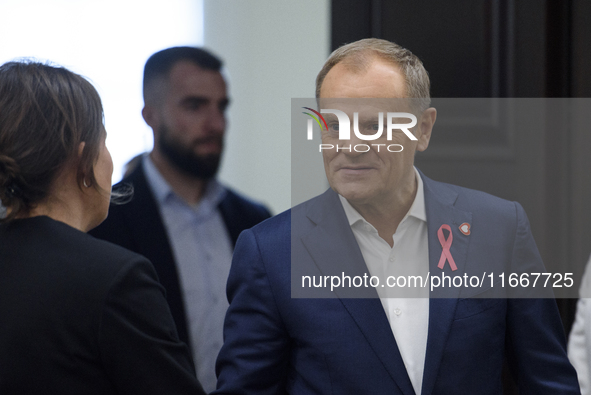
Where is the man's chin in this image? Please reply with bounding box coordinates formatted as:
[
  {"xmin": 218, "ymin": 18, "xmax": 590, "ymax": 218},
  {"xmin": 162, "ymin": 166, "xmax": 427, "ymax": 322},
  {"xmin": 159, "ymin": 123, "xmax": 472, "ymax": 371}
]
[
  {"xmin": 332, "ymin": 184, "xmax": 376, "ymax": 205},
  {"xmin": 168, "ymin": 154, "xmax": 221, "ymax": 180}
]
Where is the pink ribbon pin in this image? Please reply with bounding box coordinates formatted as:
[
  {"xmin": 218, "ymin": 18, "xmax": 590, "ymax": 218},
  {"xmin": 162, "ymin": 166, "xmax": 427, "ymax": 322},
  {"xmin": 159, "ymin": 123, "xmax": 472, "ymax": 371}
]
[{"xmin": 437, "ymin": 224, "xmax": 457, "ymax": 271}]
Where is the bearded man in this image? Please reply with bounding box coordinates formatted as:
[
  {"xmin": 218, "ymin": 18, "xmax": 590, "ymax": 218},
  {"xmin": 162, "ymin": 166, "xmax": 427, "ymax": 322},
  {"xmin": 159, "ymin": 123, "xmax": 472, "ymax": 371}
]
[{"xmin": 90, "ymin": 46, "xmax": 271, "ymax": 393}]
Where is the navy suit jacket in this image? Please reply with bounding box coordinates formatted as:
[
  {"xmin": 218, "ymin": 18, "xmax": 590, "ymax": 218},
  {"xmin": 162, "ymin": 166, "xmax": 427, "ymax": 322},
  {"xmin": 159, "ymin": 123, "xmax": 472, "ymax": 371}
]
[
  {"xmin": 90, "ymin": 160, "xmax": 272, "ymax": 348},
  {"xmin": 214, "ymin": 172, "xmax": 579, "ymax": 394}
]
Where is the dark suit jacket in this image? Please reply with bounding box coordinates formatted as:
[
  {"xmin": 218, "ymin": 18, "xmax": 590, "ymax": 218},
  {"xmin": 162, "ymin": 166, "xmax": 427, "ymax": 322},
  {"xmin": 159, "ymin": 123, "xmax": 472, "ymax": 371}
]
[
  {"xmin": 89, "ymin": 161, "xmax": 271, "ymax": 347},
  {"xmin": 0, "ymin": 216, "xmax": 204, "ymax": 395},
  {"xmin": 214, "ymin": 172, "xmax": 579, "ymax": 394}
]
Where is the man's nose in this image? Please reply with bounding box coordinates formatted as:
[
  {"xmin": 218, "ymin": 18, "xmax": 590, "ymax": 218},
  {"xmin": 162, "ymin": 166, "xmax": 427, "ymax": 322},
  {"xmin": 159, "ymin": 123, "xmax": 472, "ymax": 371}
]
[
  {"xmin": 206, "ymin": 110, "xmax": 226, "ymax": 134},
  {"xmin": 339, "ymin": 127, "xmax": 366, "ymax": 157}
]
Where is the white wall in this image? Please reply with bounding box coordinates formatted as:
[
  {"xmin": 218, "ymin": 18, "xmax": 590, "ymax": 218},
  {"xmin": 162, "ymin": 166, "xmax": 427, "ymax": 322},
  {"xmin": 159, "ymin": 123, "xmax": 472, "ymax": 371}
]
[
  {"xmin": 0, "ymin": 0, "xmax": 204, "ymax": 183},
  {"xmin": 204, "ymin": 0, "xmax": 330, "ymax": 215}
]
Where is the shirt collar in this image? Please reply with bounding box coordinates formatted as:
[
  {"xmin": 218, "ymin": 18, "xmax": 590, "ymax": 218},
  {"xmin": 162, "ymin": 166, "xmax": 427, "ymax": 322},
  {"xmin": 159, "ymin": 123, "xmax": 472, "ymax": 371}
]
[
  {"xmin": 339, "ymin": 167, "xmax": 427, "ymax": 227},
  {"xmin": 142, "ymin": 154, "xmax": 226, "ymax": 211}
]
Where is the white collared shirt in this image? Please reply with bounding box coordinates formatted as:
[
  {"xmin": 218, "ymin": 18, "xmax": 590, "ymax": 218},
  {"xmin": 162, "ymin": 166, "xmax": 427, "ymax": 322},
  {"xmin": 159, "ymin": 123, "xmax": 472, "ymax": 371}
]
[
  {"xmin": 143, "ymin": 155, "xmax": 233, "ymax": 393},
  {"xmin": 339, "ymin": 167, "xmax": 429, "ymax": 395}
]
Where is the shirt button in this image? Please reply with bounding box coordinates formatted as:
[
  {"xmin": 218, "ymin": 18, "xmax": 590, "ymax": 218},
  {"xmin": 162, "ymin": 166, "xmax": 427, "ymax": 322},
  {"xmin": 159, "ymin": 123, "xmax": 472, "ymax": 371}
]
[
  {"xmin": 394, "ymin": 308, "xmax": 402, "ymax": 316},
  {"xmin": 389, "ymin": 256, "xmax": 395, "ymax": 262}
]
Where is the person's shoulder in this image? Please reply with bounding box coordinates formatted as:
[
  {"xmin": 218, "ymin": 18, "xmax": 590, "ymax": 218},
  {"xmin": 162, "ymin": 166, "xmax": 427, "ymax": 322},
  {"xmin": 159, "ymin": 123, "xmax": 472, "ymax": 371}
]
[
  {"xmin": 90, "ymin": 164, "xmax": 152, "ymax": 239},
  {"xmin": 252, "ymin": 206, "xmax": 290, "ymax": 228},
  {"xmin": 47, "ymin": 217, "xmax": 146, "ymax": 266},
  {"xmin": 244, "ymin": 190, "xmax": 331, "ymax": 245},
  {"xmin": 423, "ymin": 174, "xmax": 520, "ymax": 217},
  {"xmin": 13, "ymin": 217, "xmax": 153, "ymax": 294},
  {"xmin": 216, "ymin": 185, "xmax": 273, "ymax": 245},
  {"xmin": 229, "ymin": 209, "xmax": 291, "ymax": 271},
  {"xmin": 242, "ymin": 207, "xmax": 289, "ymax": 243},
  {"xmin": 221, "ymin": 186, "xmax": 272, "ymax": 219}
]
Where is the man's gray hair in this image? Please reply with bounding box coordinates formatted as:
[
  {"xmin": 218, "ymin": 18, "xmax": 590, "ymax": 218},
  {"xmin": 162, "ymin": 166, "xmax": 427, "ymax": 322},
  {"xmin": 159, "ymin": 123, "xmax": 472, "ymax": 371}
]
[{"xmin": 315, "ymin": 38, "xmax": 431, "ymax": 111}]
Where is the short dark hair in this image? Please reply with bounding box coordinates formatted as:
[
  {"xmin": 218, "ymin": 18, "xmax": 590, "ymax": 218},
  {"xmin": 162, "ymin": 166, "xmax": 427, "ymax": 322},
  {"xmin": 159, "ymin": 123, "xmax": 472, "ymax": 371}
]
[
  {"xmin": 143, "ymin": 46, "xmax": 223, "ymax": 103},
  {"xmin": 0, "ymin": 60, "xmax": 105, "ymax": 222}
]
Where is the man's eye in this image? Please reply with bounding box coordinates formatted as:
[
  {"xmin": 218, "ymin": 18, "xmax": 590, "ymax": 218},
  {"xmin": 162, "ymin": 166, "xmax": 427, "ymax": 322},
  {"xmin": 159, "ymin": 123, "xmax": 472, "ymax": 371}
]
[
  {"xmin": 183, "ymin": 102, "xmax": 204, "ymax": 111},
  {"xmin": 372, "ymin": 124, "xmax": 380, "ymax": 131},
  {"xmin": 329, "ymin": 123, "xmax": 339, "ymax": 131}
]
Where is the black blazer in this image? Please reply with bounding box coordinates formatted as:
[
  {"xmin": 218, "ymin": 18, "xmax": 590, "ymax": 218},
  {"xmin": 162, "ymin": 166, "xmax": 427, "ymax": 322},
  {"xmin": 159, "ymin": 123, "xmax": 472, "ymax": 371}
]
[
  {"xmin": 0, "ymin": 216, "xmax": 204, "ymax": 395},
  {"xmin": 89, "ymin": 161, "xmax": 272, "ymax": 347}
]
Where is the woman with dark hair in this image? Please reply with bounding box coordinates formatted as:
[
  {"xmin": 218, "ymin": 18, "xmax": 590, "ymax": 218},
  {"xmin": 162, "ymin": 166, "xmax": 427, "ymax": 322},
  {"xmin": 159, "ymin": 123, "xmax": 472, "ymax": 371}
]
[{"xmin": 0, "ymin": 61, "xmax": 205, "ymax": 394}]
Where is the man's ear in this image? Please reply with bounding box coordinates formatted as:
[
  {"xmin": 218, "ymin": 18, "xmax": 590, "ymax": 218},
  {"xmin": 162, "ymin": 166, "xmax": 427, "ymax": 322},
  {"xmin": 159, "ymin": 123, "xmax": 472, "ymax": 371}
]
[
  {"xmin": 141, "ymin": 105, "xmax": 158, "ymax": 129},
  {"xmin": 415, "ymin": 107, "xmax": 437, "ymax": 152}
]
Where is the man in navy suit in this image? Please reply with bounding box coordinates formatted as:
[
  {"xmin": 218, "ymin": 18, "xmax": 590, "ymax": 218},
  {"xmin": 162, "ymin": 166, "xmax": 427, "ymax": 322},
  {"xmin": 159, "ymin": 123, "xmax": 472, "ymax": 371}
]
[
  {"xmin": 213, "ymin": 39, "xmax": 579, "ymax": 394},
  {"xmin": 90, "ymin": 47, "xmax": 271, "ymax": 393}
]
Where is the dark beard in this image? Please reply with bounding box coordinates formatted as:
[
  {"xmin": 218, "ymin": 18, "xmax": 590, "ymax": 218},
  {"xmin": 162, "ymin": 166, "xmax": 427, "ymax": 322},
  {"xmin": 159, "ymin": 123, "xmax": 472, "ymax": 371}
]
[{"xmin": 158, "ymin": 125, "xmax": 223, "ymax": 180}]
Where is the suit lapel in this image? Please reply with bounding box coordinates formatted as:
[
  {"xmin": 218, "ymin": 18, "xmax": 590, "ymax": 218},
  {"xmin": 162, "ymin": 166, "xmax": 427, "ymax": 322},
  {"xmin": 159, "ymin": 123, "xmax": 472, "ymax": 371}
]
[
  {"xmin": 300, "ymin": 190, "xmax": 376, "ymax": 298},
  {"xmin": 299, "ymin": 190, "xmax": 416, "ymax": 395},
  {"xmin": 420, "ymin": 173, "xmax": 473, "ymax": 395}
]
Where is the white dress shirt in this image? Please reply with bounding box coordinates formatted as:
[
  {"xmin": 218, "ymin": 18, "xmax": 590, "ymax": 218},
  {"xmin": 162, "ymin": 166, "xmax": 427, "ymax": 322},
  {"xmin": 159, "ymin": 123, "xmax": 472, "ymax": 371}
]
[
  {"xmin": 144, "ymin": 155, "xmax": 233, "ymax": 393},
  {"xmin": 568, "ymin": 254, "xmax": 591, "ymax": 394},
  {"xmin": 339, "ymin": 168, "xmax": 429, "ymax": 395}
]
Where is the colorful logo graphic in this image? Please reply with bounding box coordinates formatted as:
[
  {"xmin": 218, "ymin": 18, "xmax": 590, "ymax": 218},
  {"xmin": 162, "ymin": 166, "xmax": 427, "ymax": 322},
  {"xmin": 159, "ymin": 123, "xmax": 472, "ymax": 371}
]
[
  {"xmin": 302, "ymin": 107, "xmax": 328, "ymax": 139},
  {"xmin": 301, "ymin": 105, "xmax": 416, "ymax": 153}
]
